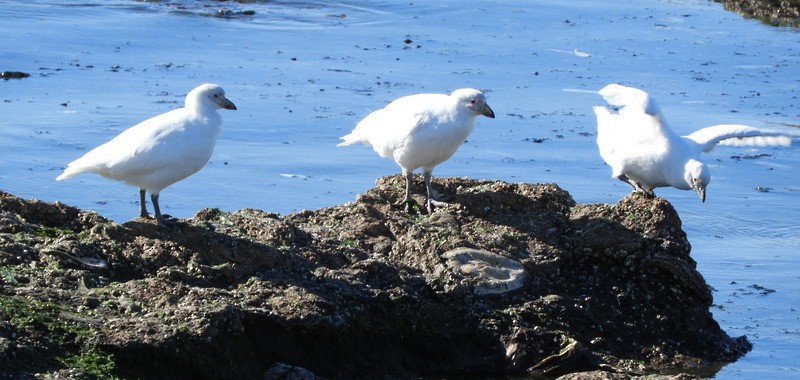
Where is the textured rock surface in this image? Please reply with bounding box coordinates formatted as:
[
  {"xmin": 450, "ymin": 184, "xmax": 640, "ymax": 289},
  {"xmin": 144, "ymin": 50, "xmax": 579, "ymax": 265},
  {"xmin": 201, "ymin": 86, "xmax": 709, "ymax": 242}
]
[
  {"xmin": 714, "ymin": 0, "xmax": 800, "ymax": 27},
  {"xmin": 0, "ymin": 176, "xmax": 751, "ymax": 379}
]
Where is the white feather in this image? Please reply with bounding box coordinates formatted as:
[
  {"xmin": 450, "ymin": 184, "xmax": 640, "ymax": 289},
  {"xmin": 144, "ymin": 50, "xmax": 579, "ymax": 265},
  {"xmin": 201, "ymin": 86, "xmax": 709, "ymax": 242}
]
[
  {"xmin": 716, "ymin": 134, "xmax": 792, "ymax": 148},
  {"xmin": 685, "ymin": 124, "xmax": 793, "ymax": 152}
]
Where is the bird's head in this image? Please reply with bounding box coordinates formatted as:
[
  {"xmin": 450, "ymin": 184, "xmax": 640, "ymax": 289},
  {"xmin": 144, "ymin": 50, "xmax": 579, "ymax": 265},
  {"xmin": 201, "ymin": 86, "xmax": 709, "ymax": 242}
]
[
  {"xmin": 187, "ymin": 83, "xmax": 237, "ymax": 111},
  {"xmin": 685, "ymin": 159, "xmax": 710, "ymax": 202},
  {"xmin": 452, "ymin": 88, "xmax": 495, "ymax": 119}
]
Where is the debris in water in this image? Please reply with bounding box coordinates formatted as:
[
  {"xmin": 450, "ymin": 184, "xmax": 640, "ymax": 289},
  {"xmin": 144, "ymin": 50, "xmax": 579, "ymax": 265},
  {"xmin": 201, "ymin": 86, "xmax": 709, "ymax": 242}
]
[{"xmin": 1, "ymin": 71, "xmax": 30, "ymax": 80}]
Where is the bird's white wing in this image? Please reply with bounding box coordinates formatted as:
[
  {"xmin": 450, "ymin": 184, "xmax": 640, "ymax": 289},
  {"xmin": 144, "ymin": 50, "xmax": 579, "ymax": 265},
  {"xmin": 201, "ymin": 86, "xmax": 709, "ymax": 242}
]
[
  {"xmin": 58, "ymin": 109, "xmax": 198, "ymax": 180},
  {"xmin": 339, "ymin": 107, "xmax": 423, "ymax": 144},
  {"xmin": 596, "ymin": 84, "xmax": 676, "ymax": 143},
  {"xmin": 594, "ymin": 104, "xmax": 673, "ymax": 178},
  {"xmin": 598, "ymin": 83, "xmax": 663, "ymax": 118},
  {"xmin": 338, "ymin": 93, "xmax": 445, "ymax": 148},
  {"xmin": 685, "ymin": 124, "xmax": 793, "ymax": 153},
  {"xmin": 56, "ymin": 125, "xmax": 158, "ymax": 180}
]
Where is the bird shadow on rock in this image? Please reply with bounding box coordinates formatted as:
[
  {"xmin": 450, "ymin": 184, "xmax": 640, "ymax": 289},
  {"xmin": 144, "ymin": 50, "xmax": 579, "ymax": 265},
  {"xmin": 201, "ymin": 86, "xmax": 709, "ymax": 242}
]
[
  {"xmin": 0, "ymin": 190, "xmax": 102, "ymax": 233},
  {"xmin": 0, "ymin": 190, "xmax": 317, "ymax": 292},
  {"xmin": 94, "ymin": 210, "xmax": 316, "ymax": 288}
]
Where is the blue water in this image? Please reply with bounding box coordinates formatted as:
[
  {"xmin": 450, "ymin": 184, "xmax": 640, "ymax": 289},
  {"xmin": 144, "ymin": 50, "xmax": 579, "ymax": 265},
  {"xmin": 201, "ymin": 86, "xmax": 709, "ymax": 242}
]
[{"xmin": 1, "ymin": 0, "xmax": 798, "ymax": 377}]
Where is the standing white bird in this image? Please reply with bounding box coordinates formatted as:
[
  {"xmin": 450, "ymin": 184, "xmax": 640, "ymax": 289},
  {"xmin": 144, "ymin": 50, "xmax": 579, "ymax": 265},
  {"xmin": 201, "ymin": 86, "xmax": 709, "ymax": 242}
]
[
  {"xmin": 593, "ymin": 83, "xmax": 792, "ymax": 202},
  {"xmin": 338, "ymin": 88, "xmax": 495, "ymax": 212},
  {"xmin": 56, "ymin": 83, "xmax": 237, "ymax": 227}
]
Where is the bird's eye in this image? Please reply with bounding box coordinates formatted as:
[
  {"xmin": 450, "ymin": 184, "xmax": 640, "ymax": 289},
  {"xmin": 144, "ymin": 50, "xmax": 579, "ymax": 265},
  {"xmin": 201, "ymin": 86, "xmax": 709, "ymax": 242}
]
[{"xmin": 469, "ymin": 99, "xmax": 477, "ymax": 104}]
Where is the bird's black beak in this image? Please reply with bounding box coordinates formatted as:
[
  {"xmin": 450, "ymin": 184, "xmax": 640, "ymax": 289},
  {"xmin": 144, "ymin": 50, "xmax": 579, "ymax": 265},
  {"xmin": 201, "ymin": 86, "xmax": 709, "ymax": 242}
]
[
  {"xmin": 691, "ymin": 178, "xmax": 706, "ymax": 203},
  {"xmin": 222, "ymin": 98, "xmax": 237, "ymax": 110},
  {"xmin": 482, "ymin": 104, "xmax": 495, "ymax": 119}
]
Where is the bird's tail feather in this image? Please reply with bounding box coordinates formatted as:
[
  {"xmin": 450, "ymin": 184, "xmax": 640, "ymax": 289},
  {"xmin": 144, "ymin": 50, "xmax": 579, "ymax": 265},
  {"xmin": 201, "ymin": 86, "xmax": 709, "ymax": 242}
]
[
  {"xmin": 717, "ymin": 134, "xmax": 792, "ymax": 148},
  {"xmin": 56, "ymin": 169, "xmax": 79, "ymax": 181},
  {"xmin": 55, "ymin": 162, "xmax": 93, "ymax": 181},
  {"xmin": 336, "ymin": 133, "xmax": 365, "ymax": 147}
]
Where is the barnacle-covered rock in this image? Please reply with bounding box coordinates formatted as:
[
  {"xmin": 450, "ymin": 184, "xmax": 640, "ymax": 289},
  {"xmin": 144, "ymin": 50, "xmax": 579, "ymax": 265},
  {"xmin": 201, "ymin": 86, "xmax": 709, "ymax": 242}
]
[{"xmin": 0, "ymin": 178, "xmax": 750, "ymax": 379}]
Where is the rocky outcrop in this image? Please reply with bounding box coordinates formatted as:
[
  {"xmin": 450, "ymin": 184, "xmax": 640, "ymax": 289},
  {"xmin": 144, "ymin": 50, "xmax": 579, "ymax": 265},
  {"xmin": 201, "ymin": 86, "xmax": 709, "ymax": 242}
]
[
  {"xmin": 0, "ymin": 176, "xmax": 751, "ymax": 379},
  {"xmin": 714, "ymin": 0, "xmax": 800, "ymax": 27}
]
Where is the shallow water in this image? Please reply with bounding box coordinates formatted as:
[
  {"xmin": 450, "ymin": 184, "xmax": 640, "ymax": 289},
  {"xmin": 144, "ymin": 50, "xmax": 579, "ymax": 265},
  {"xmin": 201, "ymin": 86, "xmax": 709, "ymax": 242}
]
[{"xmin": 1, "ymin": 0, "xmax": 798, "ymax": 377}]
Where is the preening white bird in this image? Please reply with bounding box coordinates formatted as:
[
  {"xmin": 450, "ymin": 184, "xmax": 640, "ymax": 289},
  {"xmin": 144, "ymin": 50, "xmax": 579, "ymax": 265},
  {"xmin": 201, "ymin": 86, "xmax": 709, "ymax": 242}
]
[
  {"xmin": 593, "ymin": 83, "xmax": 792, "ymax": 202},
  {"xmin": 56, "ymin": 83, "xmax": 237, "ymax": 227},
  {"xmin": 338, "ymin": 88, "xmax": 495, "ymax": 212}
]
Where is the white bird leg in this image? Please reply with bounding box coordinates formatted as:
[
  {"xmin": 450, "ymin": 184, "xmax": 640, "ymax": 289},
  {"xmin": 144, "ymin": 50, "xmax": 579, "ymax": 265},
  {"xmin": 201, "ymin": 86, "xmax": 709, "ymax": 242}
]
[
  {"xmin": 395, "ymin": 170, "xmax": 418, "ymax": 212},
  {"xmin": 423, "ymin": 171, "xmax": 448, "ymax": 213},
  {"xmin": 150, "ymin": 193, "xmax": 172, "ymax": 227},
  {"xmin": 619, "ymin": 175, "xmax": 655, "ymax": 197},
  {"xmin": 139, "ymin": 188, "xmax": 150, "ymax": 218},
  {"xmin": 402, "ymin": 170, "xmax": 413, "ymax": 203}
]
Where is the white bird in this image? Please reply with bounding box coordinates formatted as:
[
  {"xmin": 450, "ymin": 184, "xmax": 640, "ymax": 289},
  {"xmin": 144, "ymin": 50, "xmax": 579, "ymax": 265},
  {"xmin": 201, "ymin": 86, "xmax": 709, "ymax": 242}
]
[
  {"xmin": 338, "ymin": 88, "xmax": 495, "ymax": 212},
  {"xmin": 56, "ymin": 83, "xmax": 237, "ymax": 227},
  {"xmin": 593, "ymin": 83, "xmax": 792, "ymax": 202}
]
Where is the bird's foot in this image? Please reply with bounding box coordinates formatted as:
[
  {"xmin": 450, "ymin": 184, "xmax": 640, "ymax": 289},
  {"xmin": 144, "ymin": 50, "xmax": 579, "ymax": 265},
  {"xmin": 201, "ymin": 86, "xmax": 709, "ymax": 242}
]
[
  {"xmin": 424, "ymin": 198, "xmax": 449, "ymax": 214},
  {"xmin": 393, "ymin": 196, "xmax": 449, "ymax": 214},
  {"xmin": 155, "ymin": 214, "xmax": 177, "ymax": 228},
  {"xmin": 393, "ymin": 198, "xmax": 423, "ymax": 213},
  {"xmin": 632, "ymin": 189, "xmax": 656, "ymax": 199},
  {"xmin": 626, "ymin": 179, "xmax": 656, "ymax": 198}
]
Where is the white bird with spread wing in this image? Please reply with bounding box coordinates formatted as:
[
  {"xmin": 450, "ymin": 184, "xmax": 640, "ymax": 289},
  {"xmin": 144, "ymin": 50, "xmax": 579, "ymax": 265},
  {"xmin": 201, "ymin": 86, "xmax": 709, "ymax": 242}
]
[
  {"xmin": 57, "ymin": 83, "xmax": 237, "ymax": 227},
  {"xmin": 593, "ymin": 83, "xmax": 792, "ymax": 201},
  {"xmin": 338, "ymin": 88, "xmax": 495, "ymax": 212}
]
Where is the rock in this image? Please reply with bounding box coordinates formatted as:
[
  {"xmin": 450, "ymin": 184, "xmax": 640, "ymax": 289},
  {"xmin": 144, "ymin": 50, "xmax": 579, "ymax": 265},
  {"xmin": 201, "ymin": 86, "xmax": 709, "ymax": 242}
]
[
  {"xmin": 714, "ymin": 0, "xmax": 800, "ymax": 27},
  {"xmin": 0, "ymin": 71, "xmax": 30, "ymax": 80},
  {"xmin": 264, "ymin": 363, "xmax": 318, "ymax": 380},
  {"xmin": 0, "ymin": 177, "xmax": 751, "ymax": 379}
]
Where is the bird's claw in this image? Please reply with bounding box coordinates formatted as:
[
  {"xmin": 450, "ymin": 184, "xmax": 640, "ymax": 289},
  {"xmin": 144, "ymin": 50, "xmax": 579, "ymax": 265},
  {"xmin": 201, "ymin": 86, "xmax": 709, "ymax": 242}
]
[
  {"xmin": 424, "ymin": 198, "xmax": 449, "ymax": 213},
  {"xmin": 622, "ymin": 176, "xmax": 655, "ymax": 198},
  {"xmin": 155, "ymin": 214, "xmax": 177, "ymax": 228},
  {"xmin": 393, "ymin": 198, "xmax": 422, "ymax": 213},
  {"xmin": 631, "ymin": 189, "xmax": 656, "ymax": 199},
  {"xmin": 158, "ymin": 218, "xmax": 178, "ymax": 228},
  {"xmin": 393, "ymin": 198, "xmax": 447, "ymax": 214}
]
